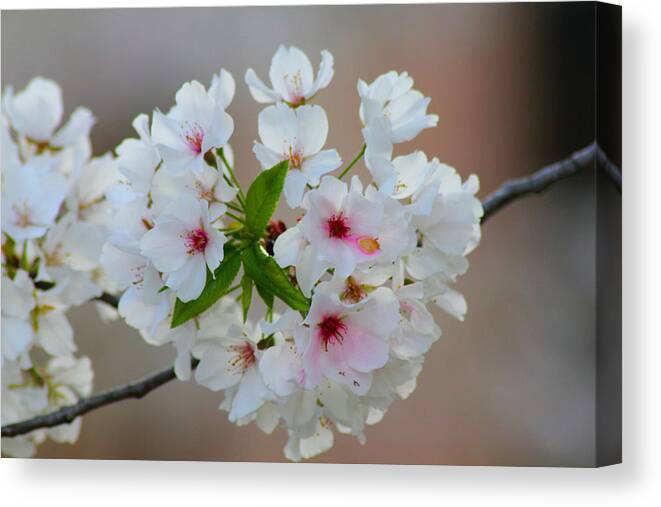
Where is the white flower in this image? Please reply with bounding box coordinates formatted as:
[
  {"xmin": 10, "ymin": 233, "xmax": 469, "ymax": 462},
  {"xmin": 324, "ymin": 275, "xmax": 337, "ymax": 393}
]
[
  {"xmin": 1, "ymin": 158, "xmax": 68, "ymax": 241},
  {"xmin": 358, "ymin": 71, "xmax": 438, "ymax": 143},
  {"xmin": 116, "ymin": 113, "xmax": 161, "ymax": 195},
  {"xmin": 253, "ymin": 103, "xmax": 341, "ymax": 208},
  {"xmin": 284, "ymin": 417, "xmax": 334, "ymax": 462},
  {"xmin": 391, "ymin": 151, "xmax": 437, "ymax": 200},
  {"xmin": 424, "ymin": 273, "xmax": 468, "ymax": 321},
  {"xmin": 411, "ymin": 164, "xmax": 482, "ymax": 261},
  {"xmin": 32, "ymin": 287, "xmax": 76, "ymax": 358},
  {"xmin": 101, "ymin": 198, "xmax": 171, "ymax": 337},
  {"xmin": 295, "ymin": 289, "xmax": 399, "ymax": 395},
  {"xmin": 316, "ymin": 264, "xmax": 392, "ymax": 305},
  {"xmin": 151, "ymin": 80, "xmax": 234, "ymax": 175},
  {"xmin": 390, "ymin": 270, "xmax": 441, "ymax": 359},
  {"xmin": 3, "ymin": 77, "xmax": 93, "ymax": 147},
  {"xmin": 1, "ymin": 271, "xmax": 36, "ymax": 364},
  {"xmin": 245, "ymin": 45, "xmax": 334, "ymax": 106},
  {"xmin": 151, "ymin": 162, "xmax": 236, "ymax": 222},
  {"xmin": 3, "ymin": 77, "xmax": 62, "ymax": 142},
  {"xmin": 193, "ymin": 321, "xmax": 275, "ymax": 422},
  {"xmin": 274, "ymin": 176, "xmax": 384, "ymax": 294},
  {"xmin": 42, "ymin": 355, "xmax": 94, "ymax": 444},
  {"xmin": 140, "ymin": 195, "xmax": 225, "ymax": 302},
  {"xmin": 67, "ymin": 153, "xmax": 120, "ymax": 227},
  {"xmin": 258, "ymin": 310, "xmax": 305, "ymax": 396}
]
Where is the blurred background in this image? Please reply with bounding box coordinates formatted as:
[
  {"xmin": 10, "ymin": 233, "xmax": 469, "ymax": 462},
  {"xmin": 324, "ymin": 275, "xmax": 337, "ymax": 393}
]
[{"xmin": 2, "ymin": 3, "xmax": 606, "ymax": 466}]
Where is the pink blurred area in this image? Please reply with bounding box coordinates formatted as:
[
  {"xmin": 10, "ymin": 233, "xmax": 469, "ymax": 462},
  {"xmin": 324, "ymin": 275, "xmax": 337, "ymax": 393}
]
[{"xmin": 2, "ymin": 3, "xmax": 598, "ymax": 465}]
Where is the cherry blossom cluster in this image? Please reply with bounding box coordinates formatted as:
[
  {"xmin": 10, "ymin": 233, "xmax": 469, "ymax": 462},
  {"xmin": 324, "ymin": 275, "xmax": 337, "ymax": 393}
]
[
  {"xmin": 1, "ymin": 46, "xmax": 482, "ymax": 460},
  {"xmin": 1, "ymin": 78, "xmax": 116, "ymax": 456}
]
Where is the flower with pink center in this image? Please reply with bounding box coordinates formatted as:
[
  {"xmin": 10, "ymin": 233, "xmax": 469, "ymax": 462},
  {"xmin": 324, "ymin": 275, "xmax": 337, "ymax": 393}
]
[
  {"xmin": 139, "ymin": 195, "xmax": 225, "ymax": 302},
  {"xmin": 150, "ymin": 161, "xmax": 237, "ymax": 223},
  {"xmin": 245, "ymin": 45, "xmax": 334, "ymax": 106},
  {"xmin": 151, "ymin": 80, "xmax": 234, "ymax": 175},
  {"xmin": 194, "ymin": 320, "xmax": 275, "ymax": 422},
  {"xmin": 295, "ymin": 289, "xmax": 399, "ymax": 395},
  {"xmin": 253, "ymin": 103, "xmax": 341, "ymax": 208},
  {"xmin": 297, "ymin": 176, "xmax": 383, "ymax": 277}
]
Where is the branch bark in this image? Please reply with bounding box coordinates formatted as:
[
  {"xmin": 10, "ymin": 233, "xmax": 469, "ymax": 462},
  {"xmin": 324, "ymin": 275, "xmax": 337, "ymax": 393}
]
[
  {"xmin": 2, "ymin": 142, "xmax": 621, "ymax": 439},
  {"xmin": 2, "ymin": 360, "xmax": 199, "ymax": 438},
  {"xmin": 482, "ymin": 141, "xmax": 621, "ymax": 222}
]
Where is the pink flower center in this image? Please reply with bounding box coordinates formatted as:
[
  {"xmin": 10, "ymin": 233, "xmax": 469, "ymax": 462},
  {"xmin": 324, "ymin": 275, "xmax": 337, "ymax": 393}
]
[
  {"xmin": 185, "ymin": 228, "xmax": 209, "ymax": 254},
  {"xmin": 326, "ymin": 212, "xmax": 351, "ymax": 239},
  {"xmin": 285, "ymin": 71, "xmax": 305, "ymax": 106},
  {"xmin": 228, "ymin": 342, "xmax": 256, "ymax": 374},
  {"xmin": 182, "ymin": 122, "xmax": 205, "ymax": 154},
  {"xmin": 317, "ymin": 314, "xmax": 348, "ymax": 351}
]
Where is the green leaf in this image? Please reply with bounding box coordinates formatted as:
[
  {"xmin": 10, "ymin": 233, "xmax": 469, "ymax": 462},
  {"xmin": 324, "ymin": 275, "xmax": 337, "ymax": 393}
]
[
  {"xmin": 240, "ymin": 274, "xmax": 253, "ymax": 323},
  {"xmin": 241, "ymin": 244, "xmax": 310, "ymax": 314},
  {"xmin": 255, "ymin": 281, "xmax": 274, "ymax": 312},
  {"xmin": 170, "ymin": 248, "xmax": 242, "ymax": 328},
  {"xmin": 244, "ymin": 160, "xmax": 288, "ymax": 237}
]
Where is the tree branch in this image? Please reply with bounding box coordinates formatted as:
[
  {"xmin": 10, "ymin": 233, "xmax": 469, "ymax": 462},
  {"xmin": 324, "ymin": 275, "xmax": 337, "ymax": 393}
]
[
  {"xmin": 2, "ymin": 142, "xmax": 621, "ymax": 439},
  {"xmin": 1, "ymin": 360, "xmax": 199, "ymax": 438},
  {"xmin": 482, "ymin": 141, "xmax": 621, "ymax": 222}
]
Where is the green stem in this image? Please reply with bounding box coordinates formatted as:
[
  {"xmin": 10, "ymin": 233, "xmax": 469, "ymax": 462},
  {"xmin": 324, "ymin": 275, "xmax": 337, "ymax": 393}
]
[
  {"xmin": 218, "ymin": 148, "xmax": 247, "ymax": 206},
  {"xmin": 226, "ymin": 202, "xmax": 244, "ymax": 214},
  {"xmin": 337, "ymin": 144, "xmax": 366, "ymax": 180},
  {"xmin": 226, "ymin": 212, "xmax": 246, "ymax": 224},
  {"xmin": 225, "ymin": 283, "xmax": 241, "ymax": 295}
]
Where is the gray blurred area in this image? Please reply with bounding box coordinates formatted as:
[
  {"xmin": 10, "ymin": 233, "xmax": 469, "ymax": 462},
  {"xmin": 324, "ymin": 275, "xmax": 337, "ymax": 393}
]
[{"xmin": 2, "ymin": 3, "xmax": 599, "ymax": 465}]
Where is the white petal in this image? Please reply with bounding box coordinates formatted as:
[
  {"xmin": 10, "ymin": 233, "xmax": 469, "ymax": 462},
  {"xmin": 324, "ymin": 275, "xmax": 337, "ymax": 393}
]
[
  {"xmin": 296, "ymin": 104, "xmax": 328, "ymax": 156},
  {"xmin": 167, "ymin": 255, "xmax": 207, "ymax": 302},
  {"xmin": 52, "ymin": 107, "xmax": 95, "ymax": 147},
  {"xmin": 245, "ymin": 68, "xmax": 279, "ymax": 103},
  {"xmin": 253, "ymin": 143, "xmax": 283, "ymax": 169},
  {"xmin": 273, "ymin": 227, "xmax": 304, "ymax": 268},
  {"xmin": 257, "ymin": 103, "xmax": 297, "ymax": 153},
  {"xmin": 37, "ymin": 312, "xmax": 76, "ymax": 357},
  {"xmin": 283, "ymin": 170, "xmax": 309, "ymax": 209},
  {"xmin": 209, "ymin": 68, "xmax": 236, "ymax": 109},
  {"xmin": 301, "ymin": 149, "xmax": 342, "ymax": 185}
]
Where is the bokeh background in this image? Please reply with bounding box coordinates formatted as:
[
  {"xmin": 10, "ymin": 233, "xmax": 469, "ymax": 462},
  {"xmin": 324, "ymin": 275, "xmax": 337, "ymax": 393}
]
[{"xmin": 2, "ymin": 3, "xmax": 608, "ymax": 465}]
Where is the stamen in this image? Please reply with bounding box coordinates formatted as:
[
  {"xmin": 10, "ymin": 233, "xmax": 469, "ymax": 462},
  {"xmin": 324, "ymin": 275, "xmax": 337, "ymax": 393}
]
[
  {"xmin": 182, "ymin": 122, "xmax": 205, "ymax": 154},
  {"xmin": 341, "ymin": 276, "xmax": 367, "ymax": 304},
  {"xmin": 184, "ymin": 228, "xmax": 209, "ymax": 254},
  {"xmin": 285, "ymin": 71, "xmax": 305, "ymax": 106},
  {"xmin": 326, "ymin": 213, "xmax": 351, "ymax": 239},
  {"xmin": 288, "ymin": 146, "xmax": 303, "ymax": 169},
  {"xmin": 12, "ymin": 203, "xmax": 31, "ymax": 227},
  {"xmin": 317, "ymin": 314, "xmax": 348, "ymax": 351},
  {"xmin": 227, "ymin": 342, "xmax": 256, "ymax": 374}
]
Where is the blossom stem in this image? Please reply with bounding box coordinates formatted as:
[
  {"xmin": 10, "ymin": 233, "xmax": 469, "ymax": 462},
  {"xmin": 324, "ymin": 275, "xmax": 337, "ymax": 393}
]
[
  {"xmin": 226, "ymin": 212, "xmax": 246, "ymax": 224},
  {"xmin": 226, "ymin": 202, "xmax": 244, "ymax": 214},
  {"xmin": 337, "ymin": 144, "xmax": 366, "ymax": 180},
  {"xmin": 218, "ymin": 148, "xmax": 247, "ymax": 206}
]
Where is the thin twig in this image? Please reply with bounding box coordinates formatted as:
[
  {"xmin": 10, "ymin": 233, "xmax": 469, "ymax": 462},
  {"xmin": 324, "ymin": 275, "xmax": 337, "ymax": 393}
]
[
  {"xmin": 1, "ymin": 360, "xmax": 199, "ymax": 438},
  {"xmin": 3, "ymin": 142, "xmax": 621, "ymax": 439},
  {"xmin": 597, "ymin": 145, "xmax": 622, "ymax": 191},
  {"xmin": 482, "ymin": 141, "xmax": 621, "ymax": 222}
]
